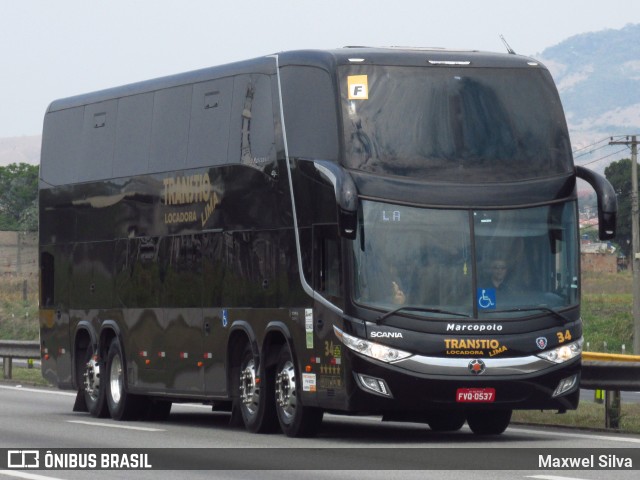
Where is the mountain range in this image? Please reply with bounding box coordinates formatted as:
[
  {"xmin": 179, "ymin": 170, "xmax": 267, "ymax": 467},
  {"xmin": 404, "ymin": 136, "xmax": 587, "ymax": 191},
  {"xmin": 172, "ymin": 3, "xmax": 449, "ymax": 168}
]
[
  {"xmin": 536, "ymin": 23, "xmax": 640, "ymax": 165},
  {"xmin": 2, "ymin": 24, "xmax": 640, "ymax": 168}
]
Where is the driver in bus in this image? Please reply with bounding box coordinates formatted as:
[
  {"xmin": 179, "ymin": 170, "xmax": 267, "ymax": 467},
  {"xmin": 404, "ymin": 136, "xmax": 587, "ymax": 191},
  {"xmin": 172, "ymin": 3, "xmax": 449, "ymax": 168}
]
[
  {"xmin": 391, "ymin": 280, "xmax": 406, "ymax": 305},
  {"xmin": 486, "ymin": 258, "xmax": 511, "ymax": 291}
]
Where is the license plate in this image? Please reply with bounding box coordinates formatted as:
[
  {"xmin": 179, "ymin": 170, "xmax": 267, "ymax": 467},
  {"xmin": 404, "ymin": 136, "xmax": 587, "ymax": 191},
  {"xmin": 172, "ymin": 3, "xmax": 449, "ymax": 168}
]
[{"xmin": 456, "ymin": 388, "xmax": 496, "ymax": 403}]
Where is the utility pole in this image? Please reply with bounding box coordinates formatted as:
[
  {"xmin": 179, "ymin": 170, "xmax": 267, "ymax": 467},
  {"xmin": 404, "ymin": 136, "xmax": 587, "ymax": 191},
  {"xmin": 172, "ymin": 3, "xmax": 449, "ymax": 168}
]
[{"xmin": 609, "ymin": 135, "xmax": 639, "ymax": 354}]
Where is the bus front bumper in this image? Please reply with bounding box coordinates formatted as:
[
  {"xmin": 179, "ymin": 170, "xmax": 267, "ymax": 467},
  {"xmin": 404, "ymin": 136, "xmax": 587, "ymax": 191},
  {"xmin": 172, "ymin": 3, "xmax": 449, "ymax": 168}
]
[{"xmin": 343, "ymin": 351, "xmax": 581, "ymax": 414}]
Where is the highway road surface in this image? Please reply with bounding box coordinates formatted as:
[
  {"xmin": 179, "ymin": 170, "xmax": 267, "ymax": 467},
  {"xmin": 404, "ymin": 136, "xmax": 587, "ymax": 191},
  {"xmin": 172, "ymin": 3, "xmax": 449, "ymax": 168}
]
[{"xmin": 0, "ymin": 384, "xmax": 639, "ymax": 480}]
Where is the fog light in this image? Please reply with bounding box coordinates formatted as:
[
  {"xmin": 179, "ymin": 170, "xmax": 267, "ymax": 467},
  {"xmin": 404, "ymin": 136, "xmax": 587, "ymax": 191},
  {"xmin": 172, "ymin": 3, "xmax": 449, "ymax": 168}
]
[
  {"xmin": 357, "ymin": 374, "xmax": 391, "ymax": 397},
  {"xmin": 553, "ymin": 374, "xmax": 578, "ymax": 397}
]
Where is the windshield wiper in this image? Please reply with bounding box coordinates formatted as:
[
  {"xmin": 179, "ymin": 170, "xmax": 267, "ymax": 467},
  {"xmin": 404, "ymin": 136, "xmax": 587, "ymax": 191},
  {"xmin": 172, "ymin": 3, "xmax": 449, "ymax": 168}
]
[
  {"xmin": 490, "ymin": 306, "xmax": 571, "ymax": 324},
  {"xmin": 376, "ymin": 306, "xmax": 470, "ymax": 324}
]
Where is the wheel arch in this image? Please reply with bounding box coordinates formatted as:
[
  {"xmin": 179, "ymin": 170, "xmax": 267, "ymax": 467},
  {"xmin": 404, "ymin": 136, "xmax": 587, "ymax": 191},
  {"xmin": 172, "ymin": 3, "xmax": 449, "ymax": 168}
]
[
  {"xmin": 72, "ymin": 321, "xmax": 97, "ymax": 390},
  {"xmin": 97, "ymin": 320, "xmax": 127, "ymax": 392},
  {"xmin": 262, "ymin": 321, "xmax": 293, "ymax": 370},
  {"xmin": 226, "ymin": 321, "xmax": 257, "ymax": 393}
]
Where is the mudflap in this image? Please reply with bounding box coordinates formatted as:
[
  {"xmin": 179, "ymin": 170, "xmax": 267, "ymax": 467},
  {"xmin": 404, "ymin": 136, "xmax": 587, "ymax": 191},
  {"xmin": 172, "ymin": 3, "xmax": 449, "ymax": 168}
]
[
  {"xmin": 73, "ymin": 390, "xmax": 88, "ymax": 412},
  {"xmin": 228, "ymin": 402, "xmax": 244, "ymax": 428}
]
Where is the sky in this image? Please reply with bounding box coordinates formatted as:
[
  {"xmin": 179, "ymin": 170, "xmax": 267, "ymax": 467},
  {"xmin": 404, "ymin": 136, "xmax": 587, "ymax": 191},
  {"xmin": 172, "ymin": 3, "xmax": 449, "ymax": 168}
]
[{"xmin": 1, "ymin": 0, "xmax": 639, "ymax": 137}]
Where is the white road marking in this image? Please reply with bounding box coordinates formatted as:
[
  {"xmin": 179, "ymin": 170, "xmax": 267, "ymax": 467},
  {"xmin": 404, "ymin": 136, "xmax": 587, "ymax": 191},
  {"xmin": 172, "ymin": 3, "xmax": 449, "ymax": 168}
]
[
  {"xmin": 67, "ymin": 420, "xmax": 165, "ymax": 432},
  {"xmin": 0, "ymin": 471, "xmax": 65, "ymax": 480},
  {"xmin": 0, "ymin": 385, "xmax": 75, "ymax": 397},
  {"xmin": 509, "ymin": 426, "xmax": 640, "ymax": 445},
  {"xmin": 526, "ymin": 476, "xmax": 590, "ymax": 480},
  {"xmin": 3, "ymin": 385, "xmax": 640, "ymax": 444}
]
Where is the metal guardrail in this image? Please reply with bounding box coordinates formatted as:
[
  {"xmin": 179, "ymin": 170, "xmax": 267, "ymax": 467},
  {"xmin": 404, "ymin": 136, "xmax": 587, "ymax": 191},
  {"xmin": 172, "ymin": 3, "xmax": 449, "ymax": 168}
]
[
  {"xmin": 582, "ymin": 351, "xmax": 640, "ymax": 363},
  {"xmin": 580, "ymin": 351, "xmax": 640, "ymax": 430},
  {"xmin": 0, "ymin": 340, "xmax": 40, "ymax": 379},
  {"xmin": 582, "ymin": 352, "xmax": 640, "ymax": 392},
  {"xmin": 581, "ymin": 360, "xmax": 640, "ymax": 391}
]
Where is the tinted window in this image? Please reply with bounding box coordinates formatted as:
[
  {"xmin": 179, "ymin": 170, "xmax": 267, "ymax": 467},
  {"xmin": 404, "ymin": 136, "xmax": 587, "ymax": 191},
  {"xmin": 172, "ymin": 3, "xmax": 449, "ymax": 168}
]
[
  {"xmin": 231, "ymin": 74, "xmax": 276, "ymax": 166},
  {"xmin": 41, "ymin": 108, "xmax": 83, "ymax": 185},
  {"xmin": 281, "ymin": 66, "xmax": 339, "ymax": 161},
  {"xmin": 188, "ymin": 77, "xmax": 234, "ymax": 167},
  {"xmin": 114, "ymin": 93, "xmax": 154, "ymax": 178},
  {"xmin": 150, "ymin": 85, "xmax": 192, "ymax": 173},
  {"xmin": 79, "ymin": 100, "xmax": 117, "ymax": 181},
  {"xmin": 341, "ymin": 66, "xmax": 572, "ymax": 182}
]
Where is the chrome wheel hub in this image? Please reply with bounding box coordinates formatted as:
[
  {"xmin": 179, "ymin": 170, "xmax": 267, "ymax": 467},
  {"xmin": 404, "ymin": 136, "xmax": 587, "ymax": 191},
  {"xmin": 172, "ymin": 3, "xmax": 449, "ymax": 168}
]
[
  {"xmin": 83, "ymin": 356, "xmax": 100, "ymax": 400},
  {"xmin": 275, "ymin": 360, "xmax": 297, "ymax": 421},
  {"xmin": 239, "ymin": 359, "xmax": 259, "ymax": 415},
  {"xmin": 109, "ymin": 354, "xmax": 123, "ymax": 404}
]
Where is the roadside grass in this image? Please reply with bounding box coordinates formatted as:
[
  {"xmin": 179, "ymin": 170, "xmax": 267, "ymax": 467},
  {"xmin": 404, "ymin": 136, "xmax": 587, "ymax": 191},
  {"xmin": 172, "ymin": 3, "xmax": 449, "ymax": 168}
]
[
  {"xmin": 1, "ymin": 364, "xmax": 50, "ymax": 387},
  {"xmin": 0, "ymin": 276, "xmax": 38, "ymax": 340},
  {"xmin": 512, "ymin": 402, "xmax": 640, "ymax": 434},
  {"xmin": 581, "ymin": 270, "xmax": 634, "ymax": 354}
]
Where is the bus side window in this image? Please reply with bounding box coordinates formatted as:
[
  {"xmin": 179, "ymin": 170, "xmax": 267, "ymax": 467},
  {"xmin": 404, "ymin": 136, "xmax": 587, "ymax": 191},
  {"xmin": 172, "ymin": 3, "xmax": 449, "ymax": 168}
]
[
  {"xmin": 41, "ymin": 252, "xmax": 55, "ymax": 307},
  {"xmin": 314, "ymin": 226, "xmax": 343, "ymax": 307}
]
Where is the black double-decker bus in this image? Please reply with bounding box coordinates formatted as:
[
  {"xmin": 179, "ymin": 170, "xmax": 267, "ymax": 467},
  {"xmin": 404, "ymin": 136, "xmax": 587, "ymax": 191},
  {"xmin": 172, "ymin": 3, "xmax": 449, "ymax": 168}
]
[{"xmin": 39, "ymin": 48, "xmax": 616, "ymax": 436}]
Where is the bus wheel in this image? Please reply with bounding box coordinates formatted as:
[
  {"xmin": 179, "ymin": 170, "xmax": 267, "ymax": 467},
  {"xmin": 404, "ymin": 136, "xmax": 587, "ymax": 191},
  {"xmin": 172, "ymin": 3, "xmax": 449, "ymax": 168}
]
[
  {"xmin": 427, "ymin": 412, "xmax": 466, "ymax": 432},
  {"xmin": 79, "ymin": 344, "xmax": 108, "ymax": 418},
  {"xmin": 466, "ymin": 410, "xmax": 512, "ymax": 435},
  {"xmin": 236, "ymin": 344, "xmax": 277, "ymax": 433},
  {"xmin": 105, "ymin": 338, "xmax": 142, "ymax": 421},
  {"xmin": 274, "ymin": 344, "xmax": 323, "ymax": 437}
]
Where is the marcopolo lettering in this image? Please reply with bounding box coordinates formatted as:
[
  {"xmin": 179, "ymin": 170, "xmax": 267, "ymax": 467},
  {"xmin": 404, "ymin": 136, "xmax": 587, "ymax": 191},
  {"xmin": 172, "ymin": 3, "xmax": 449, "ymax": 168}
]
[{"xmin": 446, "ymin": 323, "xmax": 503, "ymax": 332}]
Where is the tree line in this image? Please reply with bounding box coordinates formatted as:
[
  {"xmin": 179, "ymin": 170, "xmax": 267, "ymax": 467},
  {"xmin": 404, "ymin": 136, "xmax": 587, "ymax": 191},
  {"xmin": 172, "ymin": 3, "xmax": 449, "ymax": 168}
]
[
  {"xmin": 604, "ymin": 157, "xmax": 636, "ymax": 258},
  {"xmin": 0, "ymin": 163, "xmax": 38, "ymax": 231}
]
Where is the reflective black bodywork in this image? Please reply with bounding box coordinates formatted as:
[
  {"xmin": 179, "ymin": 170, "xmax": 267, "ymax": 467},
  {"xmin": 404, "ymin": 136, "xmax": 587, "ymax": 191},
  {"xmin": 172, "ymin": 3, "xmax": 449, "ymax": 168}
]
[{"xmin": 39, "ymin": 49, "xmax": 609, "ymax": 421}]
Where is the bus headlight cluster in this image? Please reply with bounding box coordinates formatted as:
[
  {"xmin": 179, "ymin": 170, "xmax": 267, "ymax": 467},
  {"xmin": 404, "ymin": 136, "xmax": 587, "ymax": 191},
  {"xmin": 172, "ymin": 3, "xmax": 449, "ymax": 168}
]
[
  {"xmin": 334, "ymin": 326, "xmax": 412, "ymax": 363},
  {"xmin": 536, "ymin": 338, "xmax": 583, "ymax": 364}
]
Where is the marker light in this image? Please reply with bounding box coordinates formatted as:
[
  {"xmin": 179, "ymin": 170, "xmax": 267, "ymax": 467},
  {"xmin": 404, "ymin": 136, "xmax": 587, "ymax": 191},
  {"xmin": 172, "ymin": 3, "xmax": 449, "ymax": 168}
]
[
  {"xmin": 357, "ymin": 374, "xmax": 391, "ymax": 397},
  {"xmin": 334, "ymin": 326, "xmax": 412, "ymax": 363},
  {"xmin": 428, "ymin": 60, "xmax": 471, "ymax": 65},
  {"xmin": 537, "ymin": 338, "xmax": 583, "ymax": 364},
  {"xmin": 553, "ymin": 374, "xmax": 579, "ymax": 397}
]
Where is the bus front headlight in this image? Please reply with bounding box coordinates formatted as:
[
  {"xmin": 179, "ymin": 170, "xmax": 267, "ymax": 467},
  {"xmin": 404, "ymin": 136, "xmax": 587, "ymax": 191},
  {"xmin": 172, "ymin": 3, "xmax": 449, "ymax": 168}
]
[
  {"xmin": 536, "ymin": 338, "xmax": 583, "ymax": 364},
  {"xmin": 334, "ymin": 326, "xmax": 412, "ymax": 363}
]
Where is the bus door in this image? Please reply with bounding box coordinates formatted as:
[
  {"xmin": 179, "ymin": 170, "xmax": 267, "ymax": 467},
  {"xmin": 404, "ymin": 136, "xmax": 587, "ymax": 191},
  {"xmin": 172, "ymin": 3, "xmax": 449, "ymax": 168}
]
[
  {"xmin": 311, "ymin": 224, "xmax": 345, "ymax": 397},
  {"xmin": 40, "ymin": 247, "xmax": 73, "ymax": 388}
]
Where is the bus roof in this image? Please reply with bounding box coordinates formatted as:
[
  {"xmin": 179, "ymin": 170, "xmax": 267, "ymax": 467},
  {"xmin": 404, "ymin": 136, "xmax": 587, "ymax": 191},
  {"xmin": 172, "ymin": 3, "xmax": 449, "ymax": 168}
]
[{"xmin": 47, "ymin": 48, "xmax": 543, "ymax": 113}]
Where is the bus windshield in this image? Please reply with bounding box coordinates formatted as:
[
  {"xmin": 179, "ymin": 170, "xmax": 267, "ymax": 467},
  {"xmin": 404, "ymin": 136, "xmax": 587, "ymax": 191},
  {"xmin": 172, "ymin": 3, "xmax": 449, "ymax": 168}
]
[
  {"xmin": 352, "ymin": 200, "xmax": 579, "ymax": 318},
  {"xmin": 340, "ymin": 65, "xmax": 573, "ymax": 182}
]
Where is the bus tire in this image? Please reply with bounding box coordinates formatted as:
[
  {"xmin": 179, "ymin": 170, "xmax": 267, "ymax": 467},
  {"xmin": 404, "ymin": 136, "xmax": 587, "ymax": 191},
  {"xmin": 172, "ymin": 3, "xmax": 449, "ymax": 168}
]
[
  {"xmin": 236, "ymin": 343, "xmax": 278, "ymax": 433},
  {"xmin": 78, "ymin": 343, "xmax": 109, "ymax": 418},
  {"xmin": 427, "ymin": 412, "xmax": 466, "ymax": 432},
  {"xmin": 466, "ymin": 409, "xmax": 512, "ymax": 435},
  {"xmin": 105, "ymin": 338, "xmax": 142, "ymax": 421},
  {"xmin": 274, "ymin": 343, "xmax": 323, "ymax": 437}
]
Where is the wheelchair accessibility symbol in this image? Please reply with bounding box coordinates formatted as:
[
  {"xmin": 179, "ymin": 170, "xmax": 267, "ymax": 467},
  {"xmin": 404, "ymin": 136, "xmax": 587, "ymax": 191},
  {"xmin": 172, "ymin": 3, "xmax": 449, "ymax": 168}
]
[{"xmin": 477, "ymin": 288, "xmax": 496, "ymax": 310}]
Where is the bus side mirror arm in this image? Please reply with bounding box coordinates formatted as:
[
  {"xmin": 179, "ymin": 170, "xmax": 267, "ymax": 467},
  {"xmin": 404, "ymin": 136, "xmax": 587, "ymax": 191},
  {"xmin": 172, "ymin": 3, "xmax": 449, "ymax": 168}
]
[
  {"xmin": 576, "ymin": 166, "xmax": 617, "ymax": 240},
  {"xmin": 313, "ymin": 160, "xmax": 359, "ymax": 239}
]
